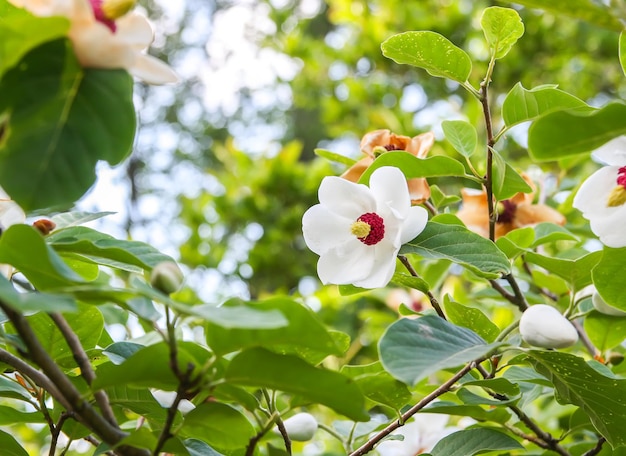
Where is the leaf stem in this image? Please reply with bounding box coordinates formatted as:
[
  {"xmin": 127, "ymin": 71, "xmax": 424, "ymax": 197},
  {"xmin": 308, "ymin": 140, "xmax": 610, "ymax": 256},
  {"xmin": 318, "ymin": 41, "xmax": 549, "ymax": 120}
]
[{"xmin": 397, "ymin": 255, "xmax": 445, "ymax": 319}]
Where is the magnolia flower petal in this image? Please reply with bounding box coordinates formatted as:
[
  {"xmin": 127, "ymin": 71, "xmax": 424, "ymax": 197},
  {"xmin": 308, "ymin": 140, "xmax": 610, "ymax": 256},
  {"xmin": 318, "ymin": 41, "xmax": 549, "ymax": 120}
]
[
  {"xmin": 413, "ymin": 412, "xmax": 450, "ymax": 436},
  {"xmin": 400, "ymin": 206, "xmax": 428, "ymax": 244},
  {"xmin": 573, "ymin": 167, "xmax": 619, "ymax": 217},
  {"xmin": 376, "ymin": 421, "xmax": 423, "ymax": 456},
  {"xmin": 515, "ymin": 203, "xmax": 565, "ymax": 227},
  {"xmin": 588, "ymin": 207, "xmax": 626, "ymax": 248},
  {"xmin": 407, "ymin": 177, "xmax": 431, "ymax": 205},
  {"xmin": 370, "ymin": 167, "xmax": 411, "ymax": 218},
  {"xmin": 407, "ymin": 131, "xmax": 435, "ymax": 158},
  {"xmin": 130, "ymin": 54, "xmax": 179, "ymax": 84},
  {"xmin": 69, "ymin": 22, "xmax": 135, "ymax": 68},
  {"xmin": 341, "ymin": 156, "xmax": 373, "ymax": 183},
  {"xmin": 592, "ymin": 136, "xmax": 626, "ymax": 166},
  {"xmin": 302, "ymin": 204, "xmax": 353, "ymax": 255},
  {"xmin": 360, "ymin": 129, "xmax": 390, "ymax": 156},
  {"xmin": 318, "ymin": 176, "xmax": 376, "ymax": 220},
  {"xmin": 317, "ymin": 239, "xmax": 374, "ymax": 285},
  {"xmin": 115, "ymin": 12, "xmax": 154, "ymax": 50},
  {"xmin": 353, "ymin": 238, "xmax": 398, "ymax": 288}
]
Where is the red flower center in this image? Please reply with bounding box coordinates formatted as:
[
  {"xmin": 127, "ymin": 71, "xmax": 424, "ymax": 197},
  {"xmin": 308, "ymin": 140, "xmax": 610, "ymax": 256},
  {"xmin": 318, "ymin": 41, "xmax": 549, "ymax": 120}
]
[
  {"xmin": 90, "ymin": 0, "xmax": 117, "ymax": 32},
  {"xmin": 497, "ymin": 200, "xmax": 517, "ymax": 224},
  {"xmin": 354, "ymin": 212, "xmax": 385, "ymax": 245},
  {"xmin": 617, "ymin": 166, "xmax": 626, "ymax": 188}
]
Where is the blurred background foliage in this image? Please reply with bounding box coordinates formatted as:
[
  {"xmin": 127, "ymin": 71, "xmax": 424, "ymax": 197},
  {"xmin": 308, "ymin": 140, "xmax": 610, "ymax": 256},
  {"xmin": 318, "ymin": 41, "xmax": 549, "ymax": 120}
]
[{"xmin": 124, "ymin": 0, "xmax": 625, "ymax": 302}]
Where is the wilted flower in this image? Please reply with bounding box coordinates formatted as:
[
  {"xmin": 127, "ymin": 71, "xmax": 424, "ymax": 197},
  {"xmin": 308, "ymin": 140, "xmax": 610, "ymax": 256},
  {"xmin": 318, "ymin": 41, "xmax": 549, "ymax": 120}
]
[
  {"xmin": 302, "ymin": 166, "xmax": 428, "ymax": 289},
  {"xmin": 0, "ymin": 188, "xmax": 26, "ymax": 278},
  {"xmin": 9, "ymin": 0, "xmax": 178, "ymax": 84},
  {"xmin": 342, "ymin": 130, "xmax": 435, "ymax": 204},
  {"xmin": 519, "ymin": 304, "xmax": 578, "ymax": 349},
  {"xmin": 376, "ymin": 413, "xmax": 457, "ymax": 456},
  {"xmin": 573, "ymin": 136, "xmax": 626, "ymax": 248},
  {"xmin": 456, "ymin": 175, "xmax": 565, "ymax": 238}
]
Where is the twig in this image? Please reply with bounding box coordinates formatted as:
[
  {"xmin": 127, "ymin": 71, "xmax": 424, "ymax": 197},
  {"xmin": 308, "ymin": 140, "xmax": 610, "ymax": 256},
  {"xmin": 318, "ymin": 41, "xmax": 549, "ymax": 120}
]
[
  {"xmin": 504, "ymin": 423, "xmax": 558, "ymax": 451},
  {"xmin": 49, "ymin": 312, "xmax": 118, "ymax": 426},
  {"xmin": 397, "ymin": 255, "xmax": 446, "ymax": 319},
  {"xmin": 582, "ymin": 437, "xmax": 606, "ymax": 456},
  {"xmin": 479, "ymin": 82, "xmax": 497, "ymax": 241},
  {"xmin": 275, "ymin": 416, "xmax": 292, "ymax": 455},
  {"xmin": 49, "ymin": 412, "xmax": 71, "ymax": 456},
  {"xmin": 571, "ymin": 319, "xmax": 598, "ymax": 358},
  {"xmin": 349, "ymin": 360, "xmax": 477, "ymax": 456},
  {"xmin": 509, "ymin": 405, "xmax": 570, "ymax": 456},
  {"xmin": 423, "ymin": 200, "xmax": 437, "ymax": 216},
  {"xmin": 503, "ymin": 273, "xmax": 529, "ymax": 311}
]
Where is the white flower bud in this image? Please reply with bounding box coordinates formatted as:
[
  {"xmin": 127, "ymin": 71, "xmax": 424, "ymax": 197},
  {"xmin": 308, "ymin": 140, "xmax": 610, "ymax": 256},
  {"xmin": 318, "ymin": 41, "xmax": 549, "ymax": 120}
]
[
  {"xmin": 519, "ymin": 304, "xmax": 578, "ymax": 349},
  {"xmin": 592, "ymin": 292, "xmax": 626, "ymax": 316},
  {"xmin": 280, "ymin": 413, "xmax": 318, "ymax": 442},
  {"xmin": 150, "ymin": 261, "xmax": 184, "ymax": 295}
]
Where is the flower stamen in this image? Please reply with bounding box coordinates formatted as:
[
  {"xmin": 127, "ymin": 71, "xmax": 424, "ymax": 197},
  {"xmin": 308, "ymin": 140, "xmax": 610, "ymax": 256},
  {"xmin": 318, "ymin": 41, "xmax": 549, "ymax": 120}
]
[{"xmin": 351, "ymin": 212, "xmax": 385, "ymax": 245}]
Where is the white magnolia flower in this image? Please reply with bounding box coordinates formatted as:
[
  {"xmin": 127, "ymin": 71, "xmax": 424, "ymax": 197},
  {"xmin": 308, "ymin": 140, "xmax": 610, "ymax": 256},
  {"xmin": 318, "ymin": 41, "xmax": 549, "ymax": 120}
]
[
  {"xmin": 9, "ymin": 0, "xmax": 178, "ymax": 85},
  {"xmin": 573, "ymin": 136, "xmax": 626, "ymax": 248},
  {"xmin": 0, "ymin": 188, "xmax": 26, "ymax": 278},
  {"xmin": 302, "ymin": 166, "xmax": 428, "ymax": 289},
  {"xmin": 592, "ymin": 291, "xmax": 626, "ymax": 316},
  {"xmin": 376, "ymin": 413, "xmax": 456, "ymax": 456},
  {"xmin": 519, "ymin": 304, "xmax": 578, "ymax": 349}
]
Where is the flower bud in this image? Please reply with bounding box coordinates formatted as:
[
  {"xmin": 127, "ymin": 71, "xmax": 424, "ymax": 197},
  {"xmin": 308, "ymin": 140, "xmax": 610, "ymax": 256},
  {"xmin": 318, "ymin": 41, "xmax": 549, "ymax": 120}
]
[
  {"xmin": 280, "ymin": 413, "xmax": 318, "ymax": 442},
  {"xmin": 150, "ymin": 261, "xmax": 184, "ymax": 295},
  {"xmin": 519, "ymin": 304, "xmax": 578, "ymax": 349},
  {"xmin": 592, "ymin": 292, "xmax": 626, "ymax": 316}
]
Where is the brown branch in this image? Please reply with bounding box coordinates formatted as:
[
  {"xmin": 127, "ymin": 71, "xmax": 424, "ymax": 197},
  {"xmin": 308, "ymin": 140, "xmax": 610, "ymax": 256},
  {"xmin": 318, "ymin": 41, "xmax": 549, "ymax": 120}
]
[
  {"xmin": 479, "ymin": 82, "xmax": 497, "ymax": 241},
  {"xmin": 582, "ymin": 437, "xmax": 606, "ymax": 456},
  {"xmin": 397, "ymin": 255, "xmax": 446, "ymax": 319},
  {"xmin": 275, "ymin": 416, "xmax": 292, "ymax": 455},
  {"xmin": 571, "ymin": 319, "xmax": 598, "ymax": 358}
]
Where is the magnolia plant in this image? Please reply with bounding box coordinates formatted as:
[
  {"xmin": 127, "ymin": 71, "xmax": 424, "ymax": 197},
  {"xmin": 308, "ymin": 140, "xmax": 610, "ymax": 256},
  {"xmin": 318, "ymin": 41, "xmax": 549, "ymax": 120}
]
[{"xmin": 2, "ymin": 1, "xmax": 626, "ymax": 456}]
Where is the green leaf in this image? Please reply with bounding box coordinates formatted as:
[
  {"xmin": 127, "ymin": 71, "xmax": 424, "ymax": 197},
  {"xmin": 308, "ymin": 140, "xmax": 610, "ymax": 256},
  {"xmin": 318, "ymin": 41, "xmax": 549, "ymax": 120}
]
[
  {"xmin": 184, "ymin": 439, "xmax": 223, "ymax": 456},
  {"xmin": 314, "ymin": 148, "xmax": 356, "ymax": 166},
  {"xmin": 510, "ymin": 0, "xmax": 622, "ymax": 31},
  {"xmin": 48, "ymin": 227, "xmax": 174, "ymax": 272},
  {"xmin": 584, "ymin": 311, "xmax": 626, "ymax": 351},
  {"xmin": 593, "ymin": 247, "xmax": 626, "ymax": 311},
  {"xmin": 205, "ymin": 297, "xmax": 342, "ymax": 360},
  {"xmin": 0, "ymin": 4, "xmax": 69, "ymax": 75},
  {"xmin": 442, "ymin": 120, "xmax": 477, "ymax": 157},
  {"xmin": 358, "ymin": 152, "xmax": 467, "ymax": 185},
  {"xmin": 51, "ymin": 211, "xmax": 116, "ymax": 230},
  {"xmin": 401, "ymin": 222, "xmax": 511, "ymax": 279},
  {"xmin": 502, "ymin": 83, "xmax": 588, "ymax": 127},
  {"xmin": 0, "ymin": 39, "xmax": 136, "ymax": 210},
  {"xmin": 491, "ymin": 148, "xmax": 507, "ymax": 200},
  {"xmin": 0, "ymin": 428, "xmax": 28, "ymax": 456},
  {"xmin": 525, "ymin": 250, "xmax": 601, "ymax": 290},
  {"xmin": 379, "ymin": 316, "xmax": 501, "ymax": 386},
  {"xmin": 429, "ymin": 185, "xmax": 461, "ymax": 209},
  {"xmin": 463, "ymin": 378, "xmax": 521, "ymax": 397},
  {"xmin": 528, "ymin": 350, "xmax": 626, "ymax": 448},
  {"xmin": 0, "ymin": 274, "xmax": 77, "ymax": 313},
  {"xmin": 0, "ymin": 405, "xmax": 45, "ymax": 424},
  {"xmin": 532, "ymin": 223, "xmax": 579, "ymax": 246},
  {"xmin": 381, "ymin": 31, "xmax": 472, "ymax": 83},
  {"xmin": 181, "ymin": 402, "xmax": 254, "ymax": 451},
  {"xmin": 430, "ymin": 428, "xmax": 523, "ymax": 456},
  {"xmin": 443, "ymin": 295, "xmax": 500, "ymax": 343},
  {"xmin": 620, "ymin": 31, "xmax": 626, "ymax": 77},
  {"xmin": 424, "ymin": 401, "xmax": 511, "ymax": 423},
  {"xmin": 496, "ymin": 227, "xmax": 535, "ymax": 259},
  {"xmin": 341, "ymin": 362, "xmax": 411, "ymax": 411},
  {"xmin": 481, "ymin": 7, "xmax": 524, "ymax": 59},
  {"xmin": 497, "ymin": 162, "xmax": 533, "ymax": 200},
  {"xmin": 390, "ymin": 272, "xmax": 430, "ymax": 294},
  {"xmin": 528, "ymin": 102, "xmax": 626, "ymax": 161},
  {"xmin": 225, "ymin": 348, "xmax": 369, "ymax": 421},
  {"xmin": 107, "ymin": 385, "xmax": 171, "ymax": 423},
  {"xmin": 0, "ymin": 225, "xmax": 85, "ymax": 289}
]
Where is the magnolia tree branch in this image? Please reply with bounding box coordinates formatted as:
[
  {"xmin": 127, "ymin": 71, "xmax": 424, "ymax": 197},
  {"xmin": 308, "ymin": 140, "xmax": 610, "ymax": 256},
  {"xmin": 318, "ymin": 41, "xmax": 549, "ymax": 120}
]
[
  {"xmin": 0, "ymin": 302, "xmax": 149, "ymax": 456},
  {"xmin": 479, "ymin": 82, "xmax": 497, "ymax": 241},
  {"xmin": 582, "ymin": 437, "xmax": 606, "ymax": 456},
  {"xmin": 349, "ymin": 360, "xmax": 478, "ymax": 456}
]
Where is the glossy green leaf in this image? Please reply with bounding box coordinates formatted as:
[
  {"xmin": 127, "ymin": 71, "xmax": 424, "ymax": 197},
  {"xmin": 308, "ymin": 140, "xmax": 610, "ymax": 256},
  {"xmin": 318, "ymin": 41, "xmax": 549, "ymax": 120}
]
[
  {"xmin": 442, "ymin": 120, "xmax": 477, "ymax": 157},
  {"xmin": 620, "ymin": 31, "xmax": 626, "ymax": 77},
  {"xmin": 0, "ymin": 377, "xmax": 32, "ymax": 402},
  {"xmin": 51, "ymin": 211, "xmax": 116, "ymax": 230},
  {"xmin": 424, "ymin": 401, "xmax": 511, "ymax": 423},
  {"xmin": 430, "ymin": 428, "xmax": 523, "ymax": 456},
  {"xmin": 181, "ymin": 402, "xmax": 254, "ymax": 451},
  {"xmin": 584, "ymin": 311, "xmax": 626, "ymax": 351},
  {"xmin": 528, "ymin": 102, "xmax": 626, "ymax": 161},
  {"xmin": 225, "ymin": 348, "xmax": 369, "ymax": 421},
  {"xmin": 0, "ymin": 4, "xmax": 69, "ymax": 75},
  {"xmin": 443, "ymin": 296, "xmax": 500, "ymax": 343},
  {"xmin": 205, "ymin": 297, "xmax": 343, "ymax": 359},
  {"xmin": 107, "ymin": 386, "xmax": 171, "ymax": 423},
  {"xmin": 481, "ymin": 7, "xmax": 524, "ymax": 59},
  {"xmin": 0, "ymin": 405, "xmax": 44, "ymax": 424},
  {"xmin": 379, "ymin": 316, "xmax": 501, "ymax": 386},
  {"xmin": 381, "ymin": 31, "xmax": 472, "ymax": 83},
  {"xmin": 0, "ymin": 39, "xmax": 135, "ymax": 210},
  {"xmin": 391, "ymin": 272, "xmax": 430, "ymax": 294},
  {"xmin": 194, "ymin": 302, "xmax": 287, "ymax": 329},
  {"xmin": 184, "ymin": 439, "xmax": 223, "ymax": 456},
  {"xmin": 510, "ymin": 0, "xmax": 622, "ymax": 31},
  {"xmin": 525, "ymin": 250, "xmax": 601, "ymax": 289},
  {"xmin": 463, "ymin": 378, "xmax": 521, "ymax": 397},
  {"xmin": 496, "ymin": 162, "xmax": 533, "ymax": 200},
  {"xmin": 341, "ymin": 362, "xmax": 411, "ymax": 411},
  {"xmin": 429, "ymin": 185, "xmax": 461, "ymax": 209},
  {"xmin": 48, "ymin": 227, "xmax": 174, "ymax": 272},
  {"xmin": 593, "ymin": 247, "xmax": 626, "ymax": 311},
  {"xmin": 401, "ymin": 222, "xmax": 510, "ymax": 279},
  {"xmin": 358, "ymin": 151, "xmax": 467, "ymax": 185},
  {"xmin": 502, "ymin": 83, "xmax": 588, "ymax": 127},
  {"xmin": 0, "ymin": 225, "xmax": 85, "ymax": 289},
  {"xmin": 0, "ymin": 274, "xmax": 77, "ymax": 313},
  {"xmin": 491, "ymin": 148, "xmax": 507, "ymax": 200},
  {"xmin": 314, "ymin": 148, "xmax": 356, "ymax": 166},
  {"xmin": 496, "ymin": 227, "xmax": 535, "ymax": 259},
  {"xmin": 0, "ymin": 429, "xmax": 28, "ymax": 456},
  {"xmin": 528, "ymin": 350, "xmax": 626, "ymax": 448},
  {"xmin": 532, "ymin": 222, "xmax": 579, "ymax": 246}
]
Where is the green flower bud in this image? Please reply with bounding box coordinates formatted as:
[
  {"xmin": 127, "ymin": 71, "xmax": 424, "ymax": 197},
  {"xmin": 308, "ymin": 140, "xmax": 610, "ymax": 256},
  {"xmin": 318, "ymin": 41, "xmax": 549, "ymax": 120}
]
[{"xmin": 150, "ymin": 261, "xmax": 184, "ymax": 295}]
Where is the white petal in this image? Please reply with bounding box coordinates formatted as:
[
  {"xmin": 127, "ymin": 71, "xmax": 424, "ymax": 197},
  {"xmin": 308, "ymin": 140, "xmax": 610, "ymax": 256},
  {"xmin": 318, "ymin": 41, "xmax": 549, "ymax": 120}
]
[
  {"xmin": 302, "ymin": 204, "xmax": 353, "ymax": 255},
  {"xmin": 353, "ymin": 237, "xmax": 398, "ymax": 288},
  {"xmin": 376, "ymin": 421, "xmax": 423, "ymax": 456},
  {"xmin": 69, "ymin": 22, "xmax": 135, "ymax": 69},
  {"xmin": 413, "ymin": 412, "xmax": 450, "ymax": 435},
  {"xmin": 369, "ymin": 167, "xmax": 410, "ymax": 219},
  {"xmin": 519, "ymin": 304, "xmax": 578, "ymax": 348},
  {"xmin": 400, "ymin": 206, "xmax": 428, "ymax": 244},
  {"xmin": 592, "ymin": 136, "xmax": 626, "ymax": 166},
  {"xmin": 115, "ymin": 12, "xmax": 154, "ymax": 50},
  {"xmin": 318, "ymin": 176, "xmax": 376, "ymax": 219},
  {"xmin": 317, "ymin": 239, "xmax": 374, "ymax": 286},
  {"xmin": 588, "ymin": 207, "xmax": 626, "ymax": 247},
  {"xmin": 573, "ymin": 167, "xmax": 619, "ymax": 217},
  {"xmin": 130, "ymin": 54, "xmax": 179, "ymax": 85}
]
